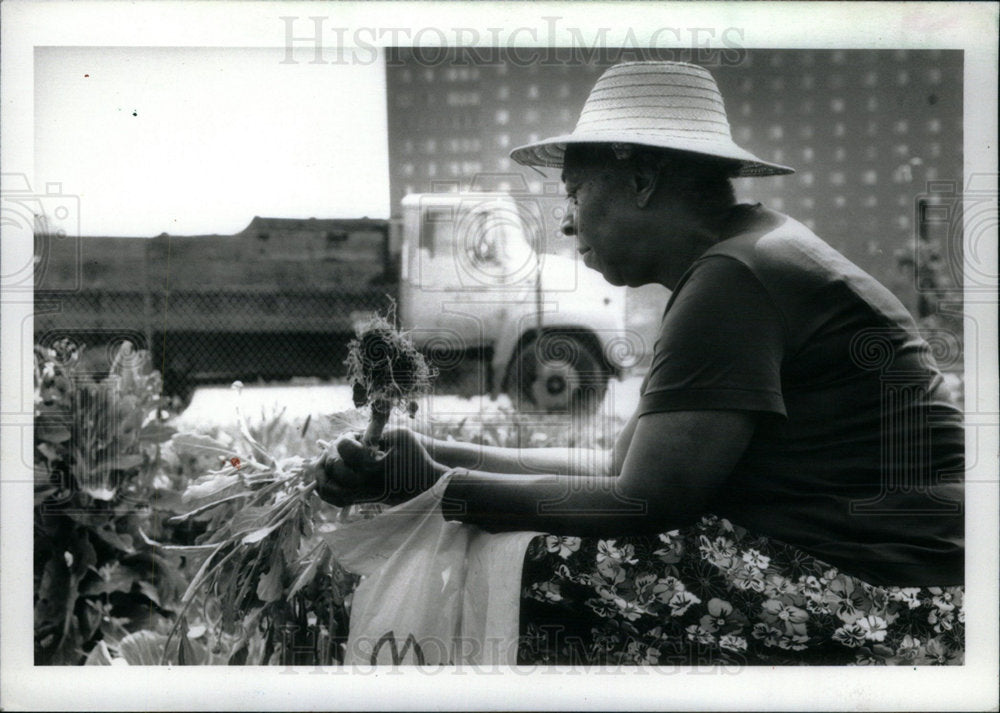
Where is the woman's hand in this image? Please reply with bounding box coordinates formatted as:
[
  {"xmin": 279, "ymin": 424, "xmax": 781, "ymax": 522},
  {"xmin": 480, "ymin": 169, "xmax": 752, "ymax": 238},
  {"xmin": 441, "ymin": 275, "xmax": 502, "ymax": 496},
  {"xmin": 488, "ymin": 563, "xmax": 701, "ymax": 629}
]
[{"xmin": 313, "ymin": 428, "xmax": 448, "ymax": 507}]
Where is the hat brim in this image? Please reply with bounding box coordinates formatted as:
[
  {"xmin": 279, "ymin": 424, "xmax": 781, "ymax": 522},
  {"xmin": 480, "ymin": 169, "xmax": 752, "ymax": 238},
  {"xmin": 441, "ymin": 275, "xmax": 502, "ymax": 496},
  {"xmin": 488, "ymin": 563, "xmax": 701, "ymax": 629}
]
[{"xmin": 511, "ymin": 133, "xmax": 795, "ymax": 177}]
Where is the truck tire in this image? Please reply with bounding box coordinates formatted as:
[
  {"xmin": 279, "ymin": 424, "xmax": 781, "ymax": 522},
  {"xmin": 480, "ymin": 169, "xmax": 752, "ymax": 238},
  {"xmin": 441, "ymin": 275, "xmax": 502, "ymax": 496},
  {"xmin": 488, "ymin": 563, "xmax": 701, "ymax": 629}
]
[{"xmin": 507, "ymin": 333, "xmax": 608, "ymax": 415}]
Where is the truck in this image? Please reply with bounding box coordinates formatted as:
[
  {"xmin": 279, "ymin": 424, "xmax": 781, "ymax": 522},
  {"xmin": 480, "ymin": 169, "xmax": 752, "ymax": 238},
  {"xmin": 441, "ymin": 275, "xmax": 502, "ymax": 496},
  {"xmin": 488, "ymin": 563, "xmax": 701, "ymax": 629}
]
[{"xmin": 34, "ymin": 191, "xmax": 631, "ymax": 413}]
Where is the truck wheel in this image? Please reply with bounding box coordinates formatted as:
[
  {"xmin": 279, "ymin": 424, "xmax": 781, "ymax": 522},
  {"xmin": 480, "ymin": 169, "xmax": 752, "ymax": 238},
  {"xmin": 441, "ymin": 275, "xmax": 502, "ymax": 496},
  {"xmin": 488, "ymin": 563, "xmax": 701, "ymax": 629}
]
[{"xmin": 508, "ymin": 333, "xmax": 608, "ymax": 414}]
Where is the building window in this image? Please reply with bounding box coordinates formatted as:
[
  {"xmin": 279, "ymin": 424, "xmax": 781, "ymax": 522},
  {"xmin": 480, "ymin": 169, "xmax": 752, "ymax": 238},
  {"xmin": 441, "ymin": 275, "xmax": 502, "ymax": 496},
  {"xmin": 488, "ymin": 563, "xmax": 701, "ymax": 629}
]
[
  {"xmin": 497, "ymin": 85, "xmax": 510, "ymax": 100},
  {"xmin": 527, "ymin": 84, "xmax": 540, "ymax": 99},
  {"xmin": 495, "ymin": 109, "xmax": 509, "ymax": 125}
]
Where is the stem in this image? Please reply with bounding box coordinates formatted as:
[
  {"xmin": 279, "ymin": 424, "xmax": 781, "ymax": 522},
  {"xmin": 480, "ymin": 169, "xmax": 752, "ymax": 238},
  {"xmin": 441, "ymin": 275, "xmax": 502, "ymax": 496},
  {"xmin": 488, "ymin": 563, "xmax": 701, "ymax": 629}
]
[{"xmin": 363, "ymin": 400, "xmax": 391, "ymax": 449}]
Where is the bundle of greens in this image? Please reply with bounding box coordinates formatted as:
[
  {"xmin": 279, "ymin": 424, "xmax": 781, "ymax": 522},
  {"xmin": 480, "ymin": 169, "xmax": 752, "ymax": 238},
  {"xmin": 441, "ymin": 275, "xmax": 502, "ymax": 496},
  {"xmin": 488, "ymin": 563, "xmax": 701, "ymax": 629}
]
[{"xmin": 158, "ymin": 314, "xmax": 435, "ymax": 665}]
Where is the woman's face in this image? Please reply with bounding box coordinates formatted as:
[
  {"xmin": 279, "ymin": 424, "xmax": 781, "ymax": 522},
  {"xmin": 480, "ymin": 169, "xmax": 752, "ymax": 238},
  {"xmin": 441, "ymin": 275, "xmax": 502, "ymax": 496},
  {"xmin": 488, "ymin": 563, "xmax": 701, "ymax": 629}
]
[{"xmin": 560, "ymin": 159, "xmax": 645, "ymax": 287}]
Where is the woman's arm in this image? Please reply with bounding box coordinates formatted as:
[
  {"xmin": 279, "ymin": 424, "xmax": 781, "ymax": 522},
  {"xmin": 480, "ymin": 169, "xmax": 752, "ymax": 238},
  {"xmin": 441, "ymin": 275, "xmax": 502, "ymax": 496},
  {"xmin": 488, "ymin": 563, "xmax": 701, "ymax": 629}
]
[
  {"xmin": 443, "ymin": 409, "xmax": 756, "ymax": 536},
  {"xmin": 421, "ymin": 435, "xmax": 611, "ymax": 477}
]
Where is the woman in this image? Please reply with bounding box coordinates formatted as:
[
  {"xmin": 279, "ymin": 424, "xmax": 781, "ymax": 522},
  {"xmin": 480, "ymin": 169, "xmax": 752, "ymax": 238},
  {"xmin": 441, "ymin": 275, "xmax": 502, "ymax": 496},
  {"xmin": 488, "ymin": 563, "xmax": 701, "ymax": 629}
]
[{"xmin": 315, "ymin": 62, "xmax": 965, "ymax": 665}]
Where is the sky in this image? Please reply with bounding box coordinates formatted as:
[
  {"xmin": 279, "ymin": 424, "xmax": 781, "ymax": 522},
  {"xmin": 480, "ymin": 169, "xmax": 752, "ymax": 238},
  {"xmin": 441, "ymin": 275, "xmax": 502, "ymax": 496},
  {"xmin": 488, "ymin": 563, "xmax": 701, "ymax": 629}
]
[{"xmin": 34, "ymin": 47, "xmax": 390, "ymax": 237}]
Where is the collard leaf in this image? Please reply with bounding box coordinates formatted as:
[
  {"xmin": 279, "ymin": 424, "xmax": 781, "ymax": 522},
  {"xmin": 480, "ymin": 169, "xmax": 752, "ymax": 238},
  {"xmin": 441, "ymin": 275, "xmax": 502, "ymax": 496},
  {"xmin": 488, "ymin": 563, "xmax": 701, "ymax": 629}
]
[
  {"xmin": 118, "ymin": 630, "xmax": 171, "ymax": 666},
  {"xmin": 91, "ymin": 526, "xmax": 135, "ymax": 553},
  {"xmin": 139, "ymin": 421, "xmax": 177, "ymax": 444},
  {"xmin": 256, "ymin": 555, "xmax": 285, "ymax": 602},
  {"xmin": 137, "ymin": 580, "xmax": 162, "ymax": 608},
  {"xmin": 83, "ymin": 485, "xmax": 117, "ymax": 502},
  {"xmin": 83, "ymin": 562, "xmax": 142, "ymax": 597},
  {"xmin": 78, "ymin": 599, "xmax": 103, "ymax": 640},
  {"xmin": 34, "ymin": 486, "xmax": 58, "ymax": 507},
  {"xmin": 177, "ymin": 617, "xmax": 201, "ymax": 665},
  {"xmin": 243, "ymin": 522, "xmax": 280, "ymax": 545},
  {"xmin": 229, "ymin": 506, "xmax": 270, "ymax": 533},
  {"xmin": 171, "ymin": 432, "xmax": 232, "ymax": 458},
  {"xmin": 228, "ymin": 642, "xmax": 248, "ymax": 666},
  {"xmin": 37, "ymin": 442, "xmax": 61, "ymax": 462},
  {"xmin": 105, "ymin": 453, "xmax": 145, "ymax": 472},
  {"xmin": 181, "ymin": 473, "xmax": 241, "ymax": 504},
  {"xmin": 286, "ymin": 548, "xmax": 324, "ymax": 600},
  {"xmin": 84, "ymin": 640, "xmax": 114, "ymax": 666},
  {"xmin": 37, "ymin": 424, "xmax": 72, "ymax": 443},
  {"xmin": 280, "ymin": 520, "xmax": 301, "ymax": 564}
]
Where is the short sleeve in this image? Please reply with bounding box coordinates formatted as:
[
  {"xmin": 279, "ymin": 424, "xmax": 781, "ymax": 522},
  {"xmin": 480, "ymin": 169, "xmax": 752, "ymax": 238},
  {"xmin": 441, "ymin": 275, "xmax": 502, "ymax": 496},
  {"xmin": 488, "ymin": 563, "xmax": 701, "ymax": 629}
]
[{"xmin": 639, "ymin": 256, "xmax": 787, "ymax": 417}]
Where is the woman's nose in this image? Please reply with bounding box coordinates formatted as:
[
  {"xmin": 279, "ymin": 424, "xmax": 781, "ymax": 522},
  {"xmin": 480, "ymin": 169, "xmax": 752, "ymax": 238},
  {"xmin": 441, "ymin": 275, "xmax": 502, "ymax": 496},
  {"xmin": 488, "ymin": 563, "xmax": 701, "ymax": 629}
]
[{"xmin": 561, "ymin": 204, "xmax": 576, "ymax": 236}]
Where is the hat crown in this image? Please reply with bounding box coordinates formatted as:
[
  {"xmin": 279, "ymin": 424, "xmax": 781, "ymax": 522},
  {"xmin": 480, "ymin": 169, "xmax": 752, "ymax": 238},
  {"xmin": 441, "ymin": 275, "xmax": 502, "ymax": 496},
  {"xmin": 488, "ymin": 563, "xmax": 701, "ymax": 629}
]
[
  {"xmin": 574, "ymin": 61, "xmax": 733, "ymax": 142},
  {"xmin": 510, "ymin": 60, "xmax": 794, "ymax": 177}
]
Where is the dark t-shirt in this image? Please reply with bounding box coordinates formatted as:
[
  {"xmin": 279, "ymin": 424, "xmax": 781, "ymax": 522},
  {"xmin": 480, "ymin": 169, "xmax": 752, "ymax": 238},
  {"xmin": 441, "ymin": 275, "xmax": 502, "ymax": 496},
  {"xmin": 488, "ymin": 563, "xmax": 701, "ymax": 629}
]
[{"xmin": 638, "ymin": 204, "xmax": 964, "ymax": 586}]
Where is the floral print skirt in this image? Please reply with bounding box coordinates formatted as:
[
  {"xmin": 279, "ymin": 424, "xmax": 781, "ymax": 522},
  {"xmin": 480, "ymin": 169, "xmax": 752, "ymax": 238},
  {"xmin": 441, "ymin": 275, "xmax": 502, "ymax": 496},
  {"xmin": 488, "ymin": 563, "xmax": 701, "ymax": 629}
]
[{"xmin": 518, "ymin": 516, "xmax": 964, "ymax": 666}]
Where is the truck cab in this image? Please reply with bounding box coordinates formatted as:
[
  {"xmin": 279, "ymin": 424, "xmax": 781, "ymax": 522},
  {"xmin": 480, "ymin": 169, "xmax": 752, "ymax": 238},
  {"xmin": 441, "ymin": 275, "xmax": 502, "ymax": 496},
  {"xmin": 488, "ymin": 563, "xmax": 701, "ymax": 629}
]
[{"xmin": 398, "ymin": 192, "xmax": 630, "ymax": 413}]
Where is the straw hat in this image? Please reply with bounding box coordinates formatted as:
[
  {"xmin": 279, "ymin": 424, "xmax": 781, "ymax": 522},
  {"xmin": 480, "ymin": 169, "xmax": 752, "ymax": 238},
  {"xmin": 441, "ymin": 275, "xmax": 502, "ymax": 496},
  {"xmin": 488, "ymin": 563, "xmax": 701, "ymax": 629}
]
[{"xmin": 510, "ymin": 61, "xmax": 794, "ymax": 177}]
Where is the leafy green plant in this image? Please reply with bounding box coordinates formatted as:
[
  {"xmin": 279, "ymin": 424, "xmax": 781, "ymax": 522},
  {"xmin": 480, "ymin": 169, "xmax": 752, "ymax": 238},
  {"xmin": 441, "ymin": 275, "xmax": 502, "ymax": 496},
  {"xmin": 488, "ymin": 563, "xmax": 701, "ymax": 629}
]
[
  {"xmin": 34, "ymin": 340, "xmax": 180, "ymax": 664},
  {"xmin": 155, "ymin": 315, "xmax": 436, "ymax": 665}
]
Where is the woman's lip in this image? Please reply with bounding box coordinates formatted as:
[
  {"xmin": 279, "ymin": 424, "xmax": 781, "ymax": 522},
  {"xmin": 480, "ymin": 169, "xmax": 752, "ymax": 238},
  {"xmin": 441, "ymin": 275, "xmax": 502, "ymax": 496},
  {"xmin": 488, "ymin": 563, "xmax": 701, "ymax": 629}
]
[{"xmin": 578, "ymin": 247, "xmax": 591, "ymax": 255}]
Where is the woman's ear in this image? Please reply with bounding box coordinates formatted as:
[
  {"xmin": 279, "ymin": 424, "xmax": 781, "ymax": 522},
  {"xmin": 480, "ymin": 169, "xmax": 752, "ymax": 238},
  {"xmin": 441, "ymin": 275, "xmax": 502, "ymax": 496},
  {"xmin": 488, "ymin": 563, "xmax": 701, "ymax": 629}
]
[{"xmin": 632, "ymin": 159, "xmax": 661, "ymax": 209}]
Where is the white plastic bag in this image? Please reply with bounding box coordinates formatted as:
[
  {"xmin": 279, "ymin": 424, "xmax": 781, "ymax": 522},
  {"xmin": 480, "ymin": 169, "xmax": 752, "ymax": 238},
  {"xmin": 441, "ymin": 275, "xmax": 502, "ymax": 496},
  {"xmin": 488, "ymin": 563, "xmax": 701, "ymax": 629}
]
[{"xmin": 322, "ymin": 470, "xmax": 538, "ymax": 666}]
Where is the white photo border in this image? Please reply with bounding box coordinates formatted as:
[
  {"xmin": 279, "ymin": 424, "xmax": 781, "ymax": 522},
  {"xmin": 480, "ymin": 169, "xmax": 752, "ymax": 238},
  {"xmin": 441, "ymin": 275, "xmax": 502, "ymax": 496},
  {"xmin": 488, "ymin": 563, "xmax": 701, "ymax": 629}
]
[{"xmin": 2, "ymin": 1, "xmax": 997, "ymax": 710}]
